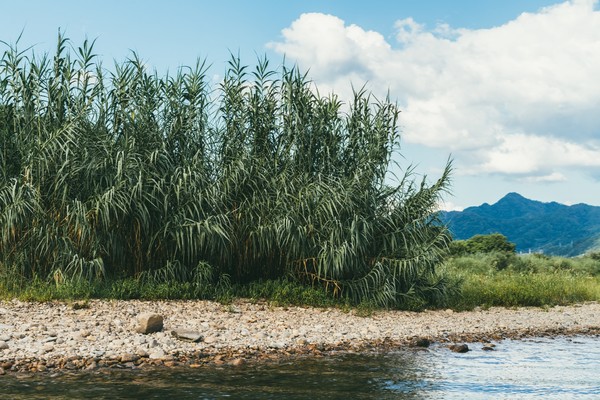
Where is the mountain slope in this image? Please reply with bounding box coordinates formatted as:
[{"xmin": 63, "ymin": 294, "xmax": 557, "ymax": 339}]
[{"xmin": 440, "ymin": 193, "xmax": 600, "ymax": 256}]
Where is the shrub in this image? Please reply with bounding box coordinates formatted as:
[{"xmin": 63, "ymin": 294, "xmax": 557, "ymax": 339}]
[
  {"xmin": 0, "ymin": 33, "xmax": 452, "ymax": 308},
  {"xmin": 450, "ymin": 233, "xmax": 516, "ymax": 256}
]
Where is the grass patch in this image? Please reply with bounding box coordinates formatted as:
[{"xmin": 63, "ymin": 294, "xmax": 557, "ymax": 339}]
[
  {"xmin": 445, "ymin": 253, "xmax": 600, "ymax": 310},
  {"xmin": 3, "ymin": 253, "xmax": 599, "ymax": 311},
  {"xmin": 0, "ymin": 275, "xmax": 341, "ymax": 308}
]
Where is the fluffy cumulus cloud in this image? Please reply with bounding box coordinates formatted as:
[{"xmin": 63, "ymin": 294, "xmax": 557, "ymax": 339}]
[{"xmin": 268, "ymin": 1, "xmax": 600, "ymax": 180}]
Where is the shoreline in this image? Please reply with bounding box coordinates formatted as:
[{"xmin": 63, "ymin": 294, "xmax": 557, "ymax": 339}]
[{"xmin": 1, "ymin": 300, "xmax": 599, "ymax": 374}]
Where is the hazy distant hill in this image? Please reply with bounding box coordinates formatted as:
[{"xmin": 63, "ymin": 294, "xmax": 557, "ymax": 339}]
[{"xmin": 440, "ymin": 192, "xmax": 600, "ymax": 256}]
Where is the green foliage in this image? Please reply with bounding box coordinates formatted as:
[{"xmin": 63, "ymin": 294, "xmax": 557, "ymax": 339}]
[
  {"xmin": 449, "ymin": 271, "xmax": 599, "ymax": 310},
  {"xmin": 450, "ymin": 233, "xmax": 516, "ymax": 256},
  {"xmin": 0, "ymin": 33, "xmax": 452, "ymax": 308},
  {"xmin": 445, "ymin": 253, "xmax": 600, "ymax": 310}
]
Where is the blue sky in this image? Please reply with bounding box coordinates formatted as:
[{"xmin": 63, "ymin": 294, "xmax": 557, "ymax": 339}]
[{"xmin": 1, "ymin": 1, "xmax": 599, "ymax": 209}]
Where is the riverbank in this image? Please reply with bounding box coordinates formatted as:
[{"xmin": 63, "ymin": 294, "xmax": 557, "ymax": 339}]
[{"xmin": 1, "ymin": 300, "xmax": 599, "ymax": 374}]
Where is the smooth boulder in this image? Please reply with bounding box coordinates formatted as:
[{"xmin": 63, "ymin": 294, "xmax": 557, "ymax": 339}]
[{"xmin": 135, "ymin": 313, "xmax": 164, "ymax": 334}]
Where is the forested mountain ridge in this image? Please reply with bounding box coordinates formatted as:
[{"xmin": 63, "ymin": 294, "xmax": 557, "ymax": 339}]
[{"xmin": 440, "ymin": 193, "xmax": 600, "ymax": 256}]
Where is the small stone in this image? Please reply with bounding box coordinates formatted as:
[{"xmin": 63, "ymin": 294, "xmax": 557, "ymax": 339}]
[
  {"xmin": 482, "ymin": 345, "xmax": 495, "ymax": 351},
  {"xmin": 1, "ymin": 361, "xmax": 14, "ymax": 369},
  {"xmin": 120, "ymin": 353, "xmax": 139, "ymax": 363},
  {"xmin": 43, "ymin": 343, "xmax": 54, "ymax": 353},
  {"xmin": 135, "ymin": 313, "xmax": 163, "ymax": 334},
  {"xmin": 411, "ymin": 337, "xmax": 431, "ymax": 348},
  {"xmin": 71, "ymin": 301, "xmax": 89, "ymax": 310},
  {"xmin": 229, "ymin": 358, "xmax": 245, "ymax": 367},
  {"xmin": 0, "ymin": 341, "xmax": 8, "ymax": 350},
  {"xmin": 448, "ymin": 344, "xmax": 469, "ymax": 353},
  {"xmin": 0, "ymin": 367, "xmax": 5, "ymax": 375},
  {"xmin": 86, "ymin": 361, "xmax": 98, "ymax": 370},
  {"xmin": 0, "ymin": 334, "xmax": 10, "ymax": 342},
  {"xmin": 203, "ymin": 336, "xmax": 217, "ymax": 344},
  {"xmin": 137, "ymin": 350, "xmax": 149, "ymax": 358},
  {"xmin": 171, "ymin": 330, "xmax": 203, "ymax": 342},
  {"xmin": 149, "ymin": 349, "xmax": 166, "ymax": 360},
  {"xmin": 79, "ymin": 329, "xmax": 91, "ymax": 338}
]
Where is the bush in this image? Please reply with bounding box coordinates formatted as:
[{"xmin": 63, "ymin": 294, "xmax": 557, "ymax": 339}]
[
  {"xmin": 0, "ymin": 34, "xmax": 452, "ymax": 308},
  {"xmin": 450, "ymin": 233, "xmax": 516, "ymax": 256}
]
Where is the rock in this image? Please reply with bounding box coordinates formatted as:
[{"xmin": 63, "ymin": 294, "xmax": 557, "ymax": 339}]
[
  {"xmin": 135, "ymin": 313, "xmax": 163, "ymax": 334},
  {"xmin": 0, "ymin": 367, "xmax": 5, "ymax": 375},
  {"xmin": 1, "ymin": 361, "xmax": 14, "ymax": 369},
  {"xmin": 86, "ymin": 361, "xmax": 98, "ymax": 370},
  {"xmin": 482, "ymin": 346, "xmax": 495, "ymax": 351},
  {"xmin": 0, "ymin": 334, "xmax": 10, "ymax": 342},
  {"xmin": 71, "ymin": 301, "xmax": 89, "ymax": 310},
  {"xmin": 448, "ymin": 344, "xmax": 469, "ymax": 353},
  {"xmin": 203, "ymin": 336, "xmax": 218, "ymax": 344},
  {"xmin": 149, "ymin": 349, "xmax": 166, "ymax": 359},
  {"xmin": 0, "ymin": 340, "xmax": 8, "ymax": 350},
  {"xmin": 171, "ymin": 330, "xmax": 203, "ymax": 343},
  {"xmin": 120, "ymin": 353, "xmax": 140, "ymax": 363},
  {"xmin": 229, "ymin": 358, "xmax": 245, "ymax": 367},
  {"xmin": 79, "ymin": 329, "xmax": 91, "ymax": 338},
  {"xmin": 411, "ymin": 337, "xmax": 431, "ymax": 348},
  {"xmin": 137, "ymin": 350, "xmax": 149, "ymax": 358},
  {"xmin": 43, "ymin": 343, "xmax": 54, "ymax": 353}
]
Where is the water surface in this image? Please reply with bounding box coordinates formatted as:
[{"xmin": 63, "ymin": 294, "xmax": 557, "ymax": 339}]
[{"xmin": 2, "ymin": 336, "xmax": 599, "ymax": 399}]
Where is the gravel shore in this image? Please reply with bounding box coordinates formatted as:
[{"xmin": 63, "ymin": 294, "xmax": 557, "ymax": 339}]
[{"xmin": 1, "ymin": 299, "xmax": 599, "ymax": 374}]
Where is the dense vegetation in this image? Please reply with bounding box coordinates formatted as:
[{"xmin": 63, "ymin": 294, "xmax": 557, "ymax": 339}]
[
  {"xmin": 441, "ymin": 192, "xmax": 600, "ymax": 256},
  {"xmin": 445, "ymin": 234, "xmax": 600, "ymax": 309},
  {"xmin": 0, "ymin": 34, "xmax": 453, "ymax": 308}
]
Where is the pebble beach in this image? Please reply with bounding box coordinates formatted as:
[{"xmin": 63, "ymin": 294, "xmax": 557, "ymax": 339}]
[{"xmin": 1, "ymin": 299, "xmax": 599, "ymax": 374}]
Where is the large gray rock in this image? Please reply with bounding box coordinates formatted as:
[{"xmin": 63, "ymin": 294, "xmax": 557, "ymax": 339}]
[{"xmin": 135, "ymin": 313, "xmax": 164, "ymax": 334}]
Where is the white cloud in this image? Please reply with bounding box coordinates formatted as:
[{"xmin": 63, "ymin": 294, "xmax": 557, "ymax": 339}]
[
  {"xmin": 478, "ymin": 134, "xmax": 600, "ymax": 175},
  {"xmin": 437, "ymin": 200, "xmax": 465, "ymax": 212},
  {"xmin": 269, "ymin": 1, "xmax": 600, "ymax": 180},
  {"xmin": 522, "ymin": 172, "xmax": 568, "ymax": 183}
]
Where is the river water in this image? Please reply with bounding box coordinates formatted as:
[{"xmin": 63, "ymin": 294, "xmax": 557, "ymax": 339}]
[{"xmin": 2, "ymin": 336, "xmax": 599, "ymax": 399}]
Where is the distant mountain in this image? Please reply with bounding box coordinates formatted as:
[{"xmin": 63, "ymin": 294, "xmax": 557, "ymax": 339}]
[{"xmin": 440, "ymin": 192, "xmax": 600, "ymax": 256}]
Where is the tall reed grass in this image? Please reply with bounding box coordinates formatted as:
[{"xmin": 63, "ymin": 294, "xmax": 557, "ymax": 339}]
[{"xmin": 0, "ymin": 33, "xmax": 452, "ymax": 307}]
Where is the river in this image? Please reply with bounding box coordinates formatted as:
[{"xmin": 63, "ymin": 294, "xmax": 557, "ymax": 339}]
[{"xmin": 2, "ymin": 336, "xmax": 599, "ymax": 399}]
